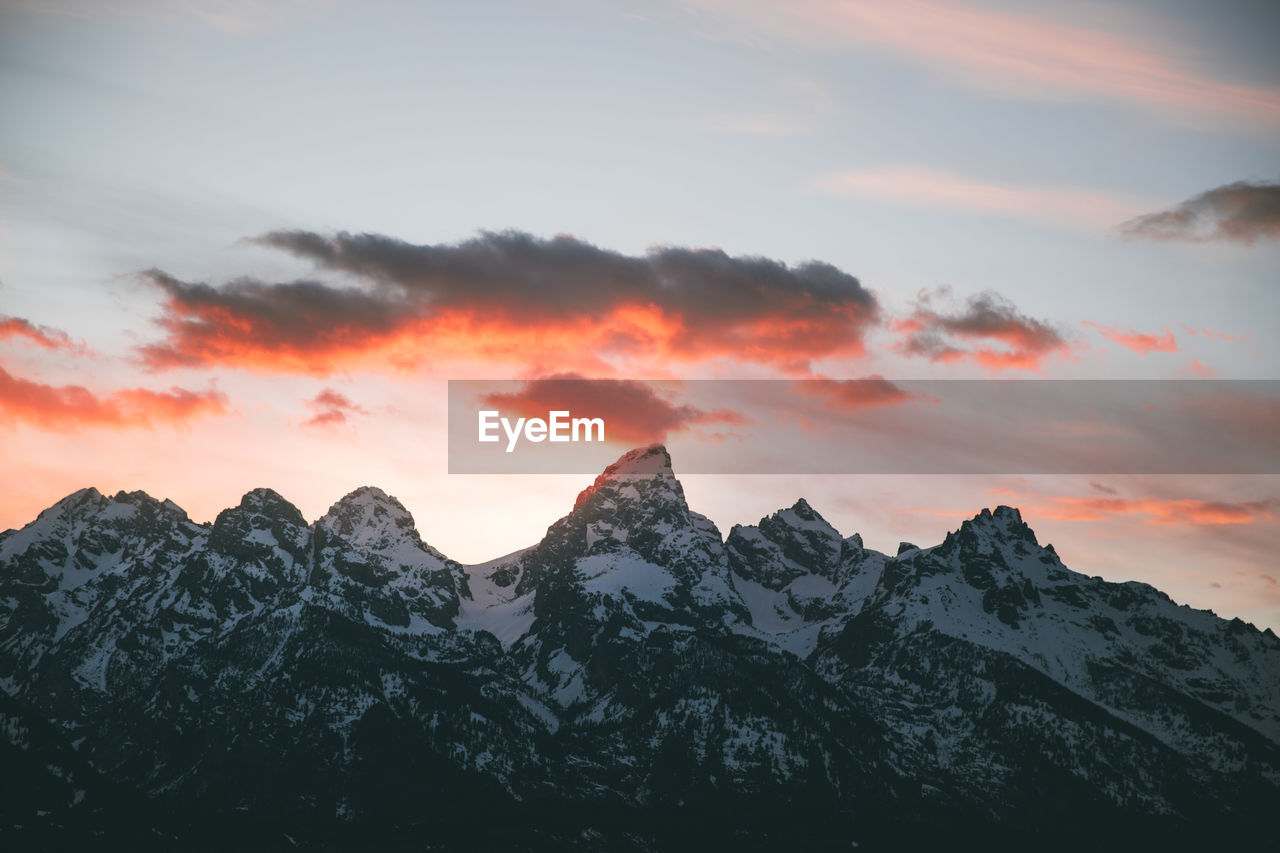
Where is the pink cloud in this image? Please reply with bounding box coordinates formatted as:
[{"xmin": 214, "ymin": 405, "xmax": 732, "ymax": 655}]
[
  {"xmin": 0, "ymin": 315, "xmax": 84, "ymax": 353},
  {"xmin": 303, "ymin": 388, "xmax": 368, "ymax": 429},
  {"xmin": 693, "ymin": 0, "xmax": 1280, "ymax": 125},
  {"xmin": 1083, "ymin": 322, "xmax": 1177, "ymax": 354},
  {"xmin": 812, "ymin": 166, "xmax": 1149, "ymax": 228}
]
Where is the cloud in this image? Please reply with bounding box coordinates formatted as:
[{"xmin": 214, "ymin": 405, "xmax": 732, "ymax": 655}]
[
  {"xmin": 794, "ymin": 377, "xmax": 925, "ymax": 412},
  {"xmin": 1119, "ymin": 181, "xmax": 1280, "ymax": 245},
  {"xmin": 811, "ymin": 166, "xmax": 1146, "ymax": 229},
  {"xmin": 479, "ymin": 374, "xmax": 747, "ymax": 446},
  {"xmin": 0, "ymin": 315, "xmax": 82, "ymax": 352},
  {"xmin": 688, "ymin": 74, "xmax": 837, "ymax": 137},
  {"xmin": 1083, "ymin": 321, "xmax": 1177, "ymax": 354},
  {"xmin": 1180, "ymin": 358, "xmax": 1216, "ymax": 378},
  {"xmin": 894, "ymin": 289, "xmax": 1072, "ymax": 372},
  {"xmin": 686, "ymin": 0, "xmax": 1280, "ymax": 125},
  {"xmin": 1180, "ymin": 324, "xmax": 1248, "ymax": 343},
  {"xmin": 1039, "ymin": 496, "xmax": 1276, "ymax": 526},
  {"xmin": 0, "ymin": 364, "xmax": 227, "ymax": 430},
  {"xmin": 303, "ymin": 388, "xmax": 367, "ymax": 429},
  {"xmin": 139, "ymin": 230, "xmax": 880, "ymax": 376}
]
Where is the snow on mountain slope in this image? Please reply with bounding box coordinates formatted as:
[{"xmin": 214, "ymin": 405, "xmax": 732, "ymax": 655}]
[
  {"xmin": 844, "ymin": 506, "xmax": 1280, "ymax": 748},
  {"xmin": 458, "ymin": 549, "xmax": 536, "ymax": 647},
  {"xmin": 725, "ymin": 499, "xmax": 887, "ymax": 656},
  {"xmin": 2, "ymin": 444, "xmax": 1278, "ymax": 838}
]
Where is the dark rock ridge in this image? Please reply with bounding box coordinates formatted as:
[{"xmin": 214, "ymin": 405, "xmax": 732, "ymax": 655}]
[{"xmin": 1, "ymin": 447, "xmax": 1277, "ymax": 850}]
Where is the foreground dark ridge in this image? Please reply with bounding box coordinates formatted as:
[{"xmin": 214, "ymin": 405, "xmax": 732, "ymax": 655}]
[{"xmin": 2, "ymin": 445, "xmax": 1278, "ymax": 851}]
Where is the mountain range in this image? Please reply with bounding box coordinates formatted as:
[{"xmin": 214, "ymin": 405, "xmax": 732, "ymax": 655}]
[{"xmin": 2, "ymin": 445, "xmax": 1277, "ymax": 850}]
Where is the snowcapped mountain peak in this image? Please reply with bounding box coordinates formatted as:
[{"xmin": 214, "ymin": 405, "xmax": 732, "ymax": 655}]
[
  {"xmin": 30, "ymin": 487, "xmax": 104, "ymax": 524},
  {"xmin": 319, "ymin": 486, "xmax": 414, "ymax": 538},
  {"xmin": 209, "ymin": 488, "xmax": 308, "ymax": 565},
  {"xmin": 224, "ymin": 488, "xmax": 307, "ymax": 527},
  {"xmin": 599, "ymin": 443, "xmax": 673, "ymax": 479},
  {"xmin": 952, "ymin": 505, "xmax": 1039, "ymax": 550},
  {"xmin": 4, "ymin": 453, "xmax": 1280, "ymax": 842},
  {"xmin": 572, "ymin": 444, "xmax": 683, "ymax": 514},
  {"xmin": 315, "ymin": 486, "xmax": 453, "ymax": 568}
]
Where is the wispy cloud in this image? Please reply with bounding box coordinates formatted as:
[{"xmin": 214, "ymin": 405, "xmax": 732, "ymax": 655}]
[
  {"xmin": 1118, "ymin": 181, "xmax": 1280, "ymax": 245},
  {"xmin": 810, "ymin": 166, "xmax": 1147, "ymax": 229},
  {"xmin": 303, "ymin": 388, "xmax": 367, "ymax": 429},
  {"xmin": 1180, "ymin": 358, "xmax": 1217, "ymax": 379},
  {"xmin": 0, "ymin": 315, "xmax": 85, "ymax": 353},
  {"xmin": 0, "ymin": 364, "xmax": 227, "ymax": 430},
  {"xmin": 1083, "ymin": 322, "xmax": 1177, "ymax": 354},
  {"xmin": 687, "ymin": 74, "xmax": 838, "ymax": 137},
  {"xmin": 686, "ymin": 0, "xmax": 1280, "ymax": 125},
  {"xmin": 1037, "ymin": 496, "xmax": 1276, "ymax": 526},
  {"xmin": 1180, "ymin": 324, "xmax": 1248, "ymax": 343}
]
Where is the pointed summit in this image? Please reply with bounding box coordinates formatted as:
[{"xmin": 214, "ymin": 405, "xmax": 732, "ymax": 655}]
[
  {"xmin": 209, "ymin": 488, "xmax": 309, "ymax": 565},
  {"xmin": 316, "ymin": 486, "xmax": 449, "ymax": 565},
  {"xmin": 223, "ymin": 488, "xmax": 307, "ymax": 527},
  {"xmin": 957, "ymin": 505, "xmax": 1038, "ymax": 547},
  {"xmin": 320, "ymin": 486, "xmax": 415, "ymax": 540},
  {"xmin": 599, "ymin": 444, "xmax": 674, "ymax": 479},
  {"xmin": 572, "ymin": 444, "xmax": 681, "ymax": 512}
]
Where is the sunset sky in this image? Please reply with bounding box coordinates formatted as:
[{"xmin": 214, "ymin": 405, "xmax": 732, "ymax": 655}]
[{"xmin": 1, "ymin": 1, "xmax": 1278, "ymax": 627}]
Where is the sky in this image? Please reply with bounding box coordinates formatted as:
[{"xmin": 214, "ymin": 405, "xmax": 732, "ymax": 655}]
[{"xmin": 1, "ymin": 0, "xmax": 1278, "ymax": 627}]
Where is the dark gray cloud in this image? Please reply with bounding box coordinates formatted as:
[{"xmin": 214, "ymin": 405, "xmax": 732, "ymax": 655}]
[
  {"xmin": 1119, "ymin": 181, "xmax": 1280, "ymax": 245},
  {"xmin": 141, "ymin": 230, "xmax": 879, "ymax": 374},
  {"xmin": 895, "ymin": 289, "xmax": 1069, "ymax": 371}
]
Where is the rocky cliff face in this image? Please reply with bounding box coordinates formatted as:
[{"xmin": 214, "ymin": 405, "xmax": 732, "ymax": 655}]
[{"xmin": 2, "ymin": 447, "xmax": 1277, "ymax": 849}]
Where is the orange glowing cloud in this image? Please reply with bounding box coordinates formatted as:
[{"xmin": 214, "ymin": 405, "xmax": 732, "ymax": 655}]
[
  {"xmin": 137, "ymin": 231, "xmax": 880, "ymax": 376},
  {"xmin": 895, "ymin": 289, "xmax": 1072, "ymax": 373},
  {"xmin": 692, "ymin": 0, "xmax": 1280, "ymax": 125},
  {"xmin": 0, "ymin": 364, "xmax": 228, "ymax": 430},
  {"xmin": 1083, "ymin": 322, "xmax": 1177, "ymax": 354},
  {"xmin": 0, "ymin": 315, "xmax": 83, "ymax": 353},
  {"xmin": 1037, "ymin": 496, "xmax": 1276, "ymax": 526},
  {"xmin": 480, "ymin": 374, "xmax": 748, "ymax": 446}
]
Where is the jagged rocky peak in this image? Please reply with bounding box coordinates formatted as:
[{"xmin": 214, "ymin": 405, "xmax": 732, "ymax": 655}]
[
  {"xmin": 219, "ymin": 487, "xmax": 308, "ymax": 527},
  {"xmin": 599, "ymin": 443, "xmax": 676, "ymax": 479},
  {"xmin": 209, "ymin": 488, "xmax": 309, "ymax": 557},
  {"xmin": 514, "ymin": 444, "xmax": 731, "ymax": 605},
  {"xmin": 570, "ymin": 444, "xmax": 688, "ymax": 515},
  {"xmin": 760, "ymin": 498, "xmax": 842, "ymax": 547},
  {"xmin": 18, "ymin": 487, "xmax": 188, "ymax": 538},
  {"xmin": 727, "ymin": 497, "xmax": 846, "ymax": 587},
  {"xmin": 315, "ymin": 485, "xmax": 453, "ymax": 569},
  {"xmin": 319, "ymin": 486, "xmax": 416, "ymax": 540},
  {"xmin": 39, "ymin": 486, "xmax": 105, "ymax": 518},
  {"xmin": 946, "ymin": 505, "xmax": 1041, "ymax": 553},
  {"xmin": 576, "ymin": 440, "xmax": 686, "ymax": 502}
]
